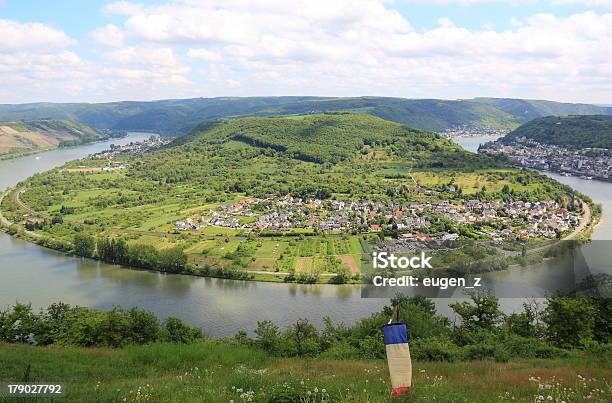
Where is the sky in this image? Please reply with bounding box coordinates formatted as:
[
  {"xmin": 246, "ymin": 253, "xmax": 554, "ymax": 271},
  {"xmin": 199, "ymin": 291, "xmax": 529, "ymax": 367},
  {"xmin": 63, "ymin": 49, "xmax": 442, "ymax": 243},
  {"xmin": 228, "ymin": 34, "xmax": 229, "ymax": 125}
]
[{"xmin": 0, "ymin": 0, "xmax": 611, "ymax": 104}]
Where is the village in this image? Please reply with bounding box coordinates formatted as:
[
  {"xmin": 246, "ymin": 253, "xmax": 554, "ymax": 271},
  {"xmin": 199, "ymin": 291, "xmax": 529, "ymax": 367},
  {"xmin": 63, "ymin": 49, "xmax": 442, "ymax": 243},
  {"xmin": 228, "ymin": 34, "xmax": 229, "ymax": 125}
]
[
  {"xmin": 89, "ymin": 135, "xmax": 172, "ymax": 160},
  {"xmin": 480, "ymin": 137, "xmax": 612, "ymax": 182},
  {"xmin": 441, "ymin": 125, "xmax": 510, "ymax": 138},
  {"xmin": 175, "ymin": 195, "xmax": 582, "ymax": 241}
]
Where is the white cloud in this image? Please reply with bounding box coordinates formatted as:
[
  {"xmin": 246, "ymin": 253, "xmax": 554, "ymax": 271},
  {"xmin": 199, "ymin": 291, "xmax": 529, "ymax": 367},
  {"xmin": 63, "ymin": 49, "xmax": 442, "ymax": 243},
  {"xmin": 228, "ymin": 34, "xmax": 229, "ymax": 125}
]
[
  {"xmin": 102, "ymin": 1, "xmax": 144, "ymax": 15},
  {"xmin": 405, "ymin": 0, "xmax": 612, "ymax": 5},
  {"xmin": 0, "ymin": 19, "xmax": 73, "ymax": 52},
  {"xmin": 1, "ymin": 2, "xmax": 612, "ymax": 103},
  {"xmin": 226, "ymin": 79, "xmax": 241, "ymax": 88},
  {"xmin": 91, "ymin": 24, "xmax": 125, "ymax": 47},
  {"xmin": 84, "ymin": 2, "xmax": 612, "ymax": 102},
  {"xmin": 187, "ymin": 48, "xmax": 223, "ymax": 62},
  {"xmin": 552, "ymin": 0, "xmax": 612, "ymax": 5},
  {"xmin": 109, "ymin": 46, "xmax": 178, "ymax": 67}
]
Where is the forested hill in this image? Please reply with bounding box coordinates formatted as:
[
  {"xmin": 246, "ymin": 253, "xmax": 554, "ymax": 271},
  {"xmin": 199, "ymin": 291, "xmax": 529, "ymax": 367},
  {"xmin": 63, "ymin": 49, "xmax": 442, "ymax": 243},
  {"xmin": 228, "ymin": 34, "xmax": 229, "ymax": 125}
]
[
  {"xmin": 171, "ymin": 113, "xmax": 486, "ymax": 166},
  {"xmin": 0, "ymin": 119, "xmax": 110, "ymax": 158},
  {"xmin": 501, "ymin": 115, "xmax": 612, "ymax": 149},
  {"xmin": 0, "ymin": 96, "xmax": 609, "ymax": 136},
  {"xmin": 116, "ymin": 113, "xmax": 505, "ymax": 200}
]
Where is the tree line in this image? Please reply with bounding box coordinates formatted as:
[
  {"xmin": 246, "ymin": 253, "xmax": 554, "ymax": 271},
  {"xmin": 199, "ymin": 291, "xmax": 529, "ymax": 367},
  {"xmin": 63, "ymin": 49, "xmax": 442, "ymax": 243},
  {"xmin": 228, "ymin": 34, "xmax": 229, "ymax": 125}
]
[
  {"xmin": 234, "ymin": 292, "xmax": 611, "ymax": 362},
  {"xmin": 74, "ymin": 234, "xmax": 188, "ymax": 274},
  {"xmin": 0, "ymin": 303, "xmax": 201, "ymax": 348},
  {"xmin": 1, "ymin": 293, "xmax": 609, "ymax": 363}
]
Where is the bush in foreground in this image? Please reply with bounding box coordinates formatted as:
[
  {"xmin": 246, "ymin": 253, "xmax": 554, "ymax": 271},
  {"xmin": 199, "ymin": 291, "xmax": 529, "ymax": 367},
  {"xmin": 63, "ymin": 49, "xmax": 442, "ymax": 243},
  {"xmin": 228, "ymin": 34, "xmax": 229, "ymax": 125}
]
[{"xmin": 0, "ymin": 302, "xmax": 202, "ymax": 347}]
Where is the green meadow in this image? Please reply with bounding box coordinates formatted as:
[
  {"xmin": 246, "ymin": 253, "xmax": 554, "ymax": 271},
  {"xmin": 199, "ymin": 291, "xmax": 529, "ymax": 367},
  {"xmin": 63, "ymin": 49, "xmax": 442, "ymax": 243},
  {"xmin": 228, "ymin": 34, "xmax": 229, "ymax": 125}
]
[{"xmin": 1, "ymin": 341, "xmax": 609, "ymax": 402}]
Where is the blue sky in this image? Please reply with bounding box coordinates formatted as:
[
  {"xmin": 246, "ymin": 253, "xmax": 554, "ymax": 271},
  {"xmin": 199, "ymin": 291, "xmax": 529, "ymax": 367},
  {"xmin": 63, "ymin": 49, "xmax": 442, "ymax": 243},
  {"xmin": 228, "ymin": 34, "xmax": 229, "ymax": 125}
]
[{"xmin": 0, "ymin": 0, "xmax": 611, "ymax": 104}]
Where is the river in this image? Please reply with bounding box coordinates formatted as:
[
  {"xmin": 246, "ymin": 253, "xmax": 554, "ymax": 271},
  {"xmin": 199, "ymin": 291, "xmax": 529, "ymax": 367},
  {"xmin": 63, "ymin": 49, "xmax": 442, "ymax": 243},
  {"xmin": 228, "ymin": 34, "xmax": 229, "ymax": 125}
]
[{"xmin": 0, "ymin": 134, "xmax": 609, "ymax": 337}]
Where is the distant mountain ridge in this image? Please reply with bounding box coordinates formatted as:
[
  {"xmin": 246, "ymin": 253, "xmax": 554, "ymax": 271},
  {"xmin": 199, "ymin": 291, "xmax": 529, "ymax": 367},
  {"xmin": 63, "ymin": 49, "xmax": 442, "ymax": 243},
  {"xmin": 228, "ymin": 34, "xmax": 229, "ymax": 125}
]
[
  {"xmin": 500, "ymin": 115, "xmax": 612, "ymax": 149},
  {"xmin": 0, "ymin": 97, "xmax": 610, "ymax": 136}
]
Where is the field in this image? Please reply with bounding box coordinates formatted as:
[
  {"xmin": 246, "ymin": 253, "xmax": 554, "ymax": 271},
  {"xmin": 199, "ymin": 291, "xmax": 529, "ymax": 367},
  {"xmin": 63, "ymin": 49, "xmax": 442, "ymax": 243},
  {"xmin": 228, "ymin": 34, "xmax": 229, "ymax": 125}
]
[
  {"xmin": 411, "ymin": 170, "xmax": 541, "ymax": 195},
  {"xmin": 0, "ymin": 113, "xmax": 580, "ymax": 283},
  {"xmin": 1, "ymin": 342, "xmax": 610, "ymax": 402}
]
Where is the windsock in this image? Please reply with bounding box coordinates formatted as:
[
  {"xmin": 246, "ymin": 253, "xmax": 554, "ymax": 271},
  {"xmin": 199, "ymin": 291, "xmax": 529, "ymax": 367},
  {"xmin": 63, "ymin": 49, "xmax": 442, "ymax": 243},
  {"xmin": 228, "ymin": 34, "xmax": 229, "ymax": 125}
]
[{"xmin": 383, "ymin": 322, "xmax": 412, "ymax": 397}]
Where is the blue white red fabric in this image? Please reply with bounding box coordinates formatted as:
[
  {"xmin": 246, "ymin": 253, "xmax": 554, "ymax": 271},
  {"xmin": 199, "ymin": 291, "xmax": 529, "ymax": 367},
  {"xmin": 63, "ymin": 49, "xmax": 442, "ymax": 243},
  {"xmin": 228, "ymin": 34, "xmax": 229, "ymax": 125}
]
[{"xmin": 383, "ymin": 322, "xmax": 412, "ymax": 396}]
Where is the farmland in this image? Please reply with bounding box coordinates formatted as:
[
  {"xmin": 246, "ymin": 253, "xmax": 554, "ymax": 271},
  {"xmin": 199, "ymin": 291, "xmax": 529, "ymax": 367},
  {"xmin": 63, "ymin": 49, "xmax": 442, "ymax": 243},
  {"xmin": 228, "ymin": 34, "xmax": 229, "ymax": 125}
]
[{"xmin": 0, "ymin": 113, "xmax": 584, "ymax": 283}]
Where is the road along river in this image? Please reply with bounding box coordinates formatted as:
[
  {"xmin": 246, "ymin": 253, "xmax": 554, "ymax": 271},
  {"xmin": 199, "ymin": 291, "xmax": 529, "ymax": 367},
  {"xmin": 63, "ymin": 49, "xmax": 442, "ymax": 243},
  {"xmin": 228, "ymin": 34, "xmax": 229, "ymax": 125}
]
[{"xmin": 0, "ymin": 134, "xmax": 609, "ymax": 337}]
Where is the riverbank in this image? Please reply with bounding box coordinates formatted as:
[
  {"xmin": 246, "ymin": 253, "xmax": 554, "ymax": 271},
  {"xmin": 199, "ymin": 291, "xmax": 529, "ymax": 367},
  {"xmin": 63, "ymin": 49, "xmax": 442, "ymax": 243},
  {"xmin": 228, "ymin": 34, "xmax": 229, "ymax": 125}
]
[
  {"xmin": 0, "ymin": 132, "xmax": 129, "ymax": 162},
  {"xmin": 0, "ymin": 146, "xmax": 54, "ymax": 161}
]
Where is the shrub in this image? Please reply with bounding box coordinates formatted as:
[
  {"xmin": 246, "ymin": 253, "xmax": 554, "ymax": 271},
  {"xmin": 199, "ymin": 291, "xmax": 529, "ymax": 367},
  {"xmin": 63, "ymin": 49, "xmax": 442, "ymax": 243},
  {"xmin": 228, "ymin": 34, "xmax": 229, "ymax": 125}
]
[
  {"xmin": 280, "ymin": 319, "xmax": 320, "ymax": 357},
  {"xmin": 543, "ymin": 297, "xmax": 597, "ymax": 348},
  {"xmin": 254, "ymin": 320, "xmax": 280, "ymax": 354},
  {"xmin": 493, "ymin": 347, "xmax": 510, "ymax": 363},
  {"xmin": 462, "ymin": 342, "xmax": 497, "ymax": 360},
  {"xmin": 160, "ymin": 317, "xmax": 202, "ymax": 343},
  {"xmin": 0, "ymin": 303, "xmax": 202, "ymax": 348},
  {"xmin": 129, "ymin": 307, "xmax": 160, "ymax": 344},
  {"xmin": 0, "ymin": 303, "xmax": 41, "ymax": 343},
  {"xmin": 411, "ymin": 336, "xmax": 461, "ymax": 362},
  {"xmin": 318, "ymin": 339, "xmax": 360, "ymax": 360}
]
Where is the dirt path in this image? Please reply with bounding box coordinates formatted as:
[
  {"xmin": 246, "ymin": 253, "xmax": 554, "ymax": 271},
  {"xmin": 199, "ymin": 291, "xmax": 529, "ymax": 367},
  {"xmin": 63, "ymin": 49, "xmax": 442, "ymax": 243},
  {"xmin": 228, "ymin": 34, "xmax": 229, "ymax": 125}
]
[
  {"xmin": 564, "ymin": 201, "xmax": 591, "ymax": 240},
  {"xmin": 13, "ymin": 187, "xmax": 44, "ymax": 217},
  {"xmin": 0, "ymin": 189, "xmax": 42, "ymax": 239}
]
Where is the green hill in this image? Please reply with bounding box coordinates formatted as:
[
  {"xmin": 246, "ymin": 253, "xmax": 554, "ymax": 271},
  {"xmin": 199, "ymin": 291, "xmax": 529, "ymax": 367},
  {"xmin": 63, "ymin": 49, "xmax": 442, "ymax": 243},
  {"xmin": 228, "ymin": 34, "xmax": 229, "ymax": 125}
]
[
  {"xmin": 501, "ymin": 115, "xmax": 612, "ymax": 149},
  {"xmin": 0, "ymin": 119, "xmax": 115, "ymax": 158},
  {"xmin": 0, "ymin": 97, "xmax": 609, "ymax": 136}
]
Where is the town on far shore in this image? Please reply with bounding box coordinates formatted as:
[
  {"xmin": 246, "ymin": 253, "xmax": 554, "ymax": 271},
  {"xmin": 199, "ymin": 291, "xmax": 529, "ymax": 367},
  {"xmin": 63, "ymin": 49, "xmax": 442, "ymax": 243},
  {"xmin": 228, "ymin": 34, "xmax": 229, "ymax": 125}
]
[
  {"xmin": 480, "ymin": 137, "xmax": 612, "ymax": 182},
  {"xmin": 441, "ymin": 125, "xmax": 510, "ymax": 138}
]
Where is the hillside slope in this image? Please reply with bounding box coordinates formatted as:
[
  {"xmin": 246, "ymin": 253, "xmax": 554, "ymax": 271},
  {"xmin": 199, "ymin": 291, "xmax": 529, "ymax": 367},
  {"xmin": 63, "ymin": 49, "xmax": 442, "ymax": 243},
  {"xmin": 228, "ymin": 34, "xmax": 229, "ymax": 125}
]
[
  {"xmin": 0, "ymin": 119, "xmax": 109, "ymax": 158},
  {"xmin": 0, "ymin": 97, "xmax": 610, "ymax": 136},
  {"xmin": 501, "ymin": 115, "xmax": 612, "ymax": 149},
  {"xmin": 2, "ymin": 341, "xmax": 610, "ymax": 402}
]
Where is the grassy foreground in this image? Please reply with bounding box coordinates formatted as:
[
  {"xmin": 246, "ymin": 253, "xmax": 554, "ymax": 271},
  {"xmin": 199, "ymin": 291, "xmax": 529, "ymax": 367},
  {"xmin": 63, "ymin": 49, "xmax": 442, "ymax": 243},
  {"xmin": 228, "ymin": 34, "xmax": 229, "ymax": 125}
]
[{"xmin": 1, "ymin": 341, "xmax": 610, "ymax": 402}]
